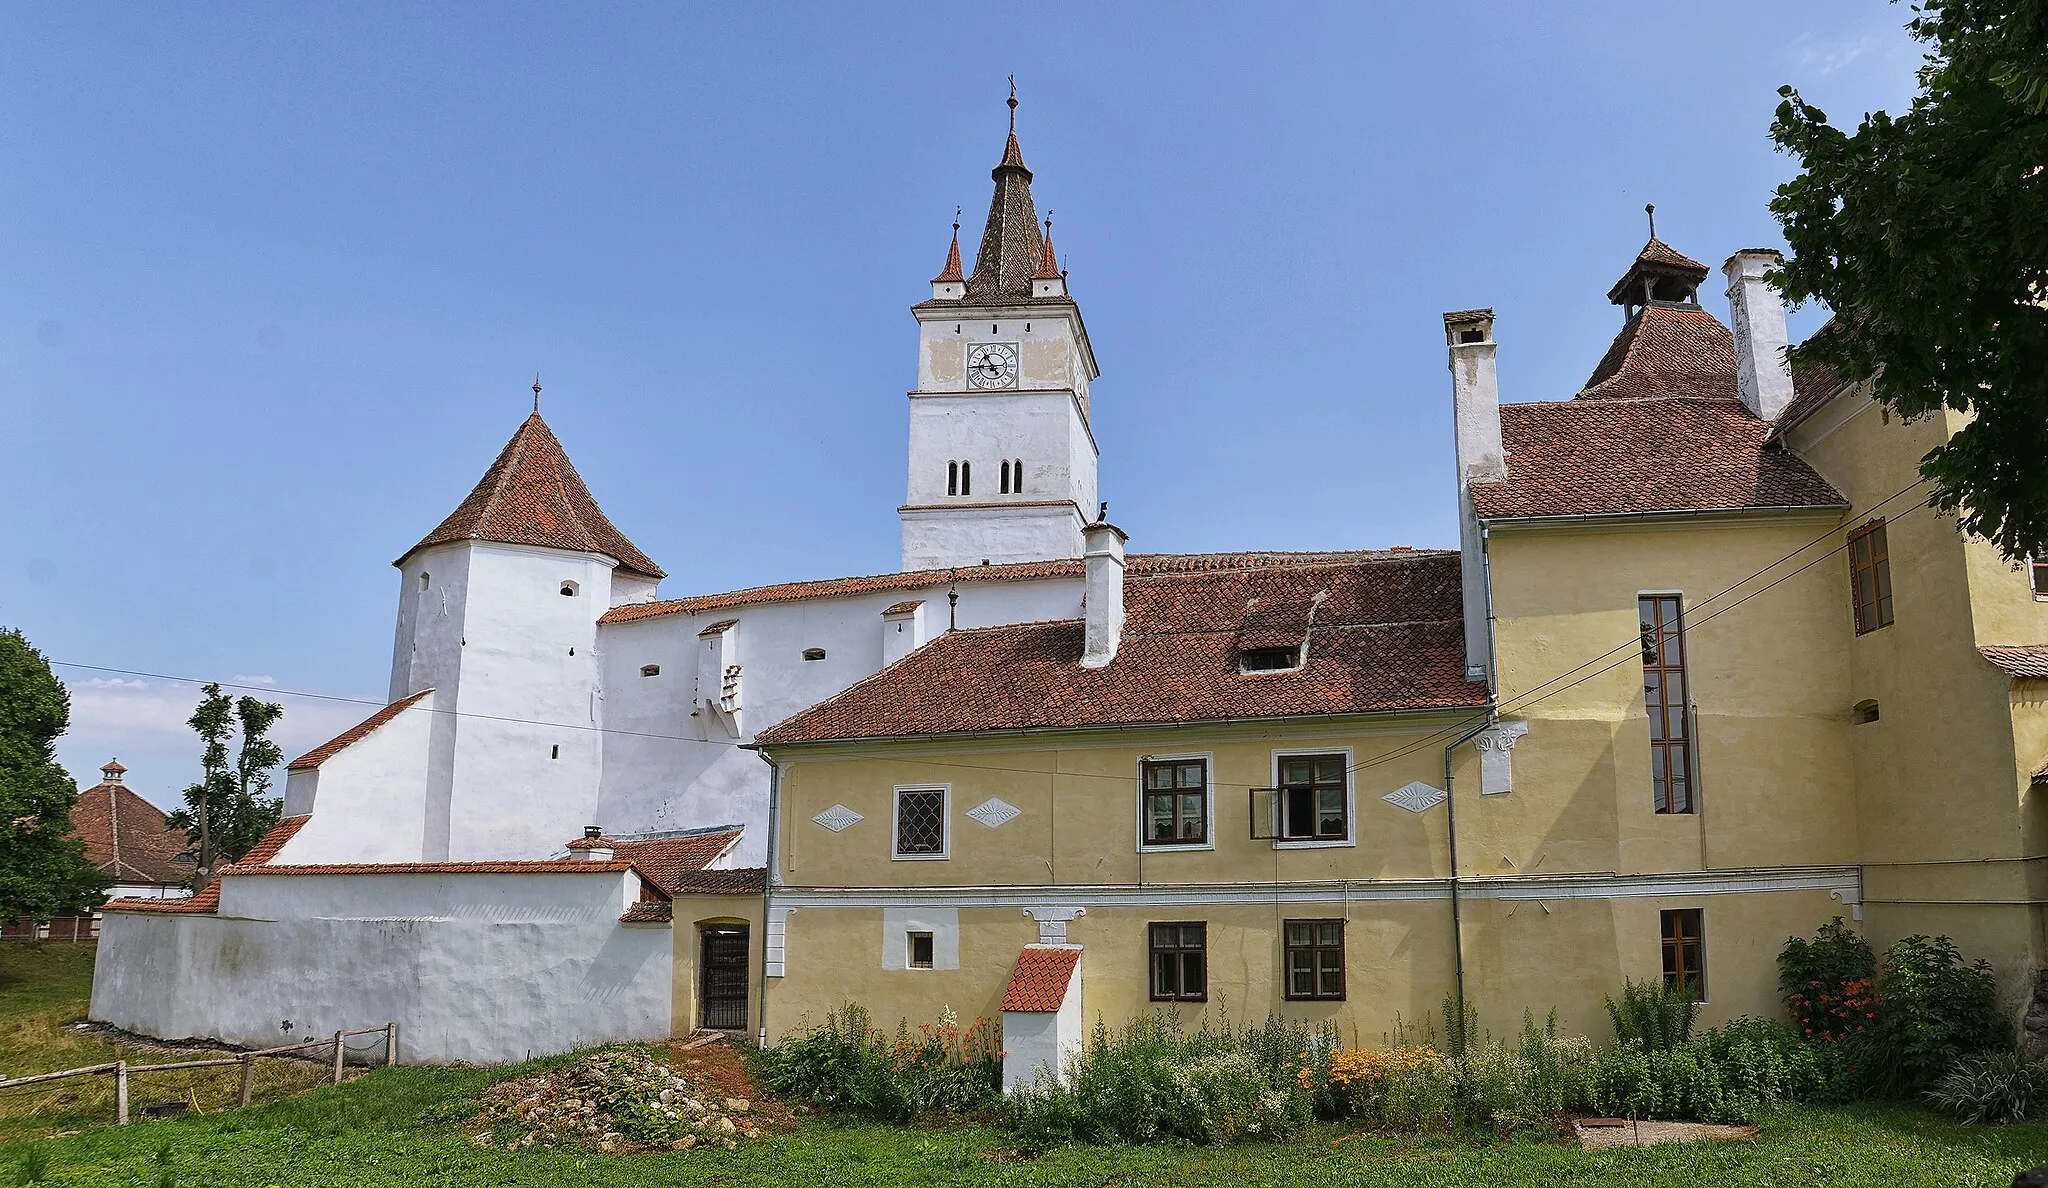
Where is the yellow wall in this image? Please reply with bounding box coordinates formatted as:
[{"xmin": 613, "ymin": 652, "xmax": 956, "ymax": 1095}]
[{"xmin": 669, "ymin": 892, "xmax": 765, "ymax": 1036}]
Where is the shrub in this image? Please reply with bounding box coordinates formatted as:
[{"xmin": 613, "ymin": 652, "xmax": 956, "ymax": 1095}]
[
  {"xmin": 1928, "ymin": 1051, "xmax": 2048, "ymax": 1123},
  {"xmin": 1308, "ymin": 1011, "xmax": 1596, "ymax": 1139},
  {"xmin": 1859, "ymin": 935, "xmax": 2011, "ymax": 1097},
  {"xmin": 757, "ymin": 1004, "xmax": 1001, "ymax": 1123},
  {"xmin": 1779, "ymin": 917, "xmax": 1878, "ymax": 1043},
  {"xmin": 999, "ymin": 1012, "xmax": 1318, "ymax": 1149},
  {"xmin": 1589, "ymin": 1017, "xmax": 1816, "ymax": 1125},
  {"xmin": 1605, "ymin": 977, "xmax": 1699, "ymax": 1051}
]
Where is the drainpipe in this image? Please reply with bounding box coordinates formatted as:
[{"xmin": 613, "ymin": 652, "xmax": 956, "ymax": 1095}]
[
  {"xmin": 756, "ymin": 752, "xmax": 781, "ymax": 1048},
  {"xmin": 1444, "ymin": 712, "xmax": 1495, "ymax": 1052}
]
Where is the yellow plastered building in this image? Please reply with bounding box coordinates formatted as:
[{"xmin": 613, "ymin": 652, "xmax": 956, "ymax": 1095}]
[{"xmin": 663, "ymin": 234, "xmax": 2048, "ymax": 1082}]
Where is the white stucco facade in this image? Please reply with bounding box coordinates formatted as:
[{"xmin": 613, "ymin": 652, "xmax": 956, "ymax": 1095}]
[
  {"xmin": 1001, "ymin": 947, "xmax": 1083, "ymax": 1092},
  {"xmin": 92, "ymin": 867, "xmax": 670, "ymax": 1065}
]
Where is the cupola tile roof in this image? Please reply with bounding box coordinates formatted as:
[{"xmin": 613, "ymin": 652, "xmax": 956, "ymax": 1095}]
[
  {"xmin": 755, "ymin": 551, "xmax": 1487, "ymax": 744},
  {"xmin": 1576, "ymin": 304, "xmax": 1739, "ymax": 402},
  {"xmin": 1605, "ymin": 236, "xmax": 1711, "ymax": 306},
  {"xmin": 401, "ymin": 413, "xmax": 664, "ymax": 580}
]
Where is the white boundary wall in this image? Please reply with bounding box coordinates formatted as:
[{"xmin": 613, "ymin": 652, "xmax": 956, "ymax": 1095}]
[{"xmin": 90, "ymin": 868, "xmax": 671, "ymax": 1066}]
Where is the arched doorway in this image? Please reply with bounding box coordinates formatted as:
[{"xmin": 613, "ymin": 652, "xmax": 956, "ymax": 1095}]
[{"xmin": 698, "ymin": 924, "xmax": 750, "ymax": 1032}]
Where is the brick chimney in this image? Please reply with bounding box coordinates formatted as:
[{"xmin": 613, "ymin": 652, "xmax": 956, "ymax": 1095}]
[
  {"xmin": 1445, "ymin": 309, "xmax": 1502, "ymax": 682},
  {"xmin": 1080, "ymin": 516, "xmax": 1127, "ymax": 669},
  {"xmin": 1722, "ymin": 250, "xmax": 1795, "ymax": 421}
]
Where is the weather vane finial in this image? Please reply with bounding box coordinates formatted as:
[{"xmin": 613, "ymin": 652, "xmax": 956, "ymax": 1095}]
[
  {"xmin": 532, "ymin": 373, "xmax": 542, "ymax": 414},
  {"xmin": 954, "ymin": 203, "xmax": 961, "ymax": 232},
  {"xmin": 1007, "ymin": 75, "xmax": 1017, "ymax": 132},
  {"xmin": 1645, "ymin": 203, "xmax": 1657, "ymax": 240}
]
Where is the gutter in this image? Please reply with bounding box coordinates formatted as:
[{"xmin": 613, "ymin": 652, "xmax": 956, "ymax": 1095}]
[
  {"xmin": 755, "ymin": 752, "xmax": 781, "ymax": 1048},
  {"xmin": 1480, "ymin": 504, "xmax": 1848, "ymax": 531},
  {"xmin": 745, "ymin": 703, "xmax": 1491, "ymax": 754}
]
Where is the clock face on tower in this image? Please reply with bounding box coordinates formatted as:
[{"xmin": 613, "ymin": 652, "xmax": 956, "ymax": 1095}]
[{"xmin": 966, "ymin": 342, "xmax": 1019, "ymax": 390}]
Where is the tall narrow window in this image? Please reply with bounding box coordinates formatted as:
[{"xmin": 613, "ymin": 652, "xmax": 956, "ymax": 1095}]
[
  {"xmin": 960, "ymin": 460, "xmax": 971, "ymax": 495},
  {"xmin": 1012, "ymin": 459, "xmax": 1023, "ymax": 493},
  {"xmin": 1000, "ymin": 459, "xmax": 1012, "ymax": 494},
  {"xmin": 1142, "ymin": 757, "xmax": 1208, "ymax": 846},
  {"xmin": 1283, "ymin": 919, "xmax": 1346, "ymax": 1000},
  {"xmin": 1848, "ymin": 519, "xmax": 1894, "ymax": 633},
  {"xmin": 893, "ymin": 788, "xmax": 948, "ymax": 859},
  {"xmin": 1148, "ymin": 922, "xmax": 1207, "ymax": 1002},
  {"xmin": 1660, "ymin": 909, "xmax": 1705, "ymax": 1001},
  {"xmin": 1278, "ymin": 754, "xmax": 1348, "ymax": 841},
  {"xmin": 1640, "ymin": 595, "xmax": 1694, "ymax": 815},
  {"xmin": 947, "ymin": 461, "xmax": 958, "ymax": 496},
  {"xmin": 2031, "ymin": 556, "xmax": 2048, "ymax": 599}
]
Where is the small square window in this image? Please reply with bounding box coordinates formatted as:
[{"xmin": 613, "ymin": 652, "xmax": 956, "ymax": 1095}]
[
  {"xmin": 908, "ymin": 932, "xmax": 934, "ymax": 969},
  {"xmin": 640, "ymin": 664, "xmax": 661, "ymax": 677},
  {"xmin": 1149, "ymin": 922, "xmax": 1207, "ymax": 1002}
]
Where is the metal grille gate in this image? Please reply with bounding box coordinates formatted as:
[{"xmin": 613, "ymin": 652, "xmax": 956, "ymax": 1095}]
[{"xmin": 699, "ymin": 926, "xmax": 749, "ymax": 1031}]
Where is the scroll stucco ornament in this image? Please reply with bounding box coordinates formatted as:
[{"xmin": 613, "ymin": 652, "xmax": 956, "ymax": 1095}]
[
  {"xmin": 812, "ymin": 804, "xmax": 863, "ymax": 833},
  {"xmin": 967, "ymin": 798, "xmax": 1021, "ymax": 829},
  {"xmin": 1476, "ymin": 720, "xmax": 1530, "ymax": 795},
  {"xmin": 1383, "ymin": 781, "xmax": 1448, "ymax": 813}
]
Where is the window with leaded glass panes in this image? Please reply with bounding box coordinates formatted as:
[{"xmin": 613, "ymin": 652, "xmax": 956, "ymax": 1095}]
[
  {"xmin": 1149, "ymin": 922, "xmax": 1207, "ymax": 1002},
  {"xmin": 1283, "ymin": 919, "xmax": 1345, "ymax": 1000},
  {"xmin": 893, "ymin": 788, "xmax": 947, "ymax": 858},
  {"xmin": 1639, "ymin": 595, "xmax": 1695, "ymax": 815},
  {"xmin": 1142, "ymin": 758, "xmax": 1208, "ymax": 846},
  {"xmin": 1278, "ymin": 754, "xmax": 1348, "ymax": 841}
]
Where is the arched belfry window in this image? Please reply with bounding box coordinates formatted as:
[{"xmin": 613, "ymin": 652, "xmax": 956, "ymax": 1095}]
[
  {"xmin": 960, "ymin": 460, "xmax": 971, "ymax": 496},
  {"xmin": 947, "ymin": 461, "xmax": 958, "ymax": 496},
  {"xmin": 1012, "ymin": 459, "xmax": 1023, "ymax": 493},
  {"xmin": 1000, "ymin": 460, "xmax": 1012, "ymax": 494}
]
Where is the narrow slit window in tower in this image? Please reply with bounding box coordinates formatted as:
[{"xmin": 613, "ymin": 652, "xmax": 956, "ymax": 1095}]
[
  {"xmin": 948, "ymin": 461, "xmax": 958, "ymax": 496},
  {"xmin": 960, "ymin": 461, "xmax": 971, "ymax": 496}
]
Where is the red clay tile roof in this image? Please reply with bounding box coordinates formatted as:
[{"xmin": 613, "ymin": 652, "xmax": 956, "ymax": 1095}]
[
  {"xmin": 667, "ymin": 868, "xmax": 767, "ymax": 894},
  {"xmin": 286, "ymin": 691, "xmax": 432, "ymax": 771},
  {"xmin": 100, "ymin": 814, "xmax": 307, "ymax": 913},
  {"xmin": 697, "ymin": 619, "xmax": 739, "ymax": 636},
  {"xmin": 607, "ymin": 831, "xmax": 743, "ymax": 895},
  {"xmin": 1001, "ymin": 947, "xmax": 1081, "ymax": 1012},
  {"xmin": 932, "ymin": 225, "xmax": 965, "ymax": 284},
  {"xmin": 1472, "ymin": 399, "xmax": 1846, "ymax": 520},
  {"xmin": 69, "ymin": 781, "xmax": 190, "ymax": 885},
  {"xmin": 1605, "ymin": 238, "xmax": 1711, "ymax": 305},
  {"xmin": 620, "ymin": 901, "xmax": 673, "ymax": 924},
  {"xmin": 564, "ymin": 835, "xmax": 619, "ymax": 850},
  {"xmin": 1770, "ymin": 322, "xmax": 1856, "ymax": 440},
  {"xmin": 1578, "ymin": 306, "xmax": 1739, "ymax": 401},
  {"xmin": 101, "ymin": 760, "xmax": 127, "ymax": 775},
  {"xmin": 882, "ymin": 600, "xmax": 926, "ymax": 616},
  {"xmin": 1982, "ymin": 646, "xmax": 2048, "ymax": 679},
  {"xmin": 602, "ymin": 552, "xmax": 1396, "ymax": 625},
  {"xmin": 755, "ymin": 551, "xmax": 1488, "ymax": 744},
  {"xmin": 401, "ymin": 413, "xmax": 664, "ymax": 581}
]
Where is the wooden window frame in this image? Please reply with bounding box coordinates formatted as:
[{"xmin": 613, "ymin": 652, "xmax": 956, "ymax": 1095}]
[
  {"xmin": 891, "ymin": 785, "xmax": 950, "ymax": 861},
  {"xmin": 907, "ymin": 931, "xmax": 935, "ymax": 969},
  {"xmin": 1273, "ymin": 751, "xmax": 1352, "ymax": 845},
  {"xmin": 1140, "ymin": 756, "xmax": 1211, "ymax": 849},
  {"xmin": 1282, "ymin": 918, "xmax": 1346, "ymax": 1001},
  {"xmin": 1640, "ymin": 594, "xmax": 1696, "ymax": 815},
  {"xmin": 1848, "ymin": 519, "xmax": 1895, "ymax": 634},
  {"xmin": 2032, "ymin": 556, "xmax": 2048, "ymax": 600},
  {"xmin": 1660, "ymin": 908, "xmax": 1706, "ymax": 1001},
  {"xmin": 1148, "ymin": 921, "xmax": 1207, "ymax": 1002}
]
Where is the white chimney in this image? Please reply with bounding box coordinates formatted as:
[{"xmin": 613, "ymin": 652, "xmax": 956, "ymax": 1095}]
[
  {"xmin": 881, "ymin": 599, "xmax": 928, "ymax": 667},
  {"xmin": 578, "ymin": 825, "xmax": 614, "ymax": 861},
  {"xmin": 1080, "ymin": 518, "xmax": 1127, "ymax": 669},
  {"xmin": 1446, "ymin": 309, "xmax": 1502, "ymax": 682},
  {"xmin": 1723, "ymin": 249, "xmax": 1795, "ymax": 421}
]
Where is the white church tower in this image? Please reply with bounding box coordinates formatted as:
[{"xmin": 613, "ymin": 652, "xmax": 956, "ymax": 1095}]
[
  {"xmin": 388, "ymin": 397, "xmax": 665, "ymax": 860},
  {"xmin": 901, "ymin": 93, "xmax": 1102, "ymax": 571}
]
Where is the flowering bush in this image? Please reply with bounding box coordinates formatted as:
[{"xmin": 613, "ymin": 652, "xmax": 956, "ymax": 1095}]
[
  {"xmin": 1779, "ymin": 917, "xmax": 1878, "ymax": 1043},
  {"xmin": 757, "ymin": 1004, "xmax": 1001, "ymax": 1123}
]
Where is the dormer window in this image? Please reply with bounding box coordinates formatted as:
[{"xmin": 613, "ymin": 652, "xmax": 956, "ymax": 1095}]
[
  {"xmin": 1240, "ymin": 647, "xmax": 1300, "ymax": 673},
  {"xmin": 560, "ymin": 581, "xmax": 579, "ymax": 597},
  {"xmin": 802, "ymin": 648, "xmax": 827, "ymax": 661}
]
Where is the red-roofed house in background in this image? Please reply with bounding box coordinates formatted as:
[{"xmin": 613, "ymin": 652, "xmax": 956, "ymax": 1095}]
[{"xmin": 2, "ymin": 761, "xmax": 193, "ymax": 943}]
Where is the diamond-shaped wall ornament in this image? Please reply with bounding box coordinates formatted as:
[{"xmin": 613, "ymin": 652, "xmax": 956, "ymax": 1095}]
[
  {"xmin": 1382, "ymin": 781, "xmax": 1447, "ymax": 814},
  {"xmin": 966, "ymin": 797, "xmax": 1021, "ymax": 829},
  {"xmin": 813, "ymin": 804, "xmax": 863, "ymax": 833}
]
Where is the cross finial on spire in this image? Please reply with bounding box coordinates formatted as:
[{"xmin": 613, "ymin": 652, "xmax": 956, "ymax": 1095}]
[
  {"xmin": 1646, "ymin": 203, "xmax": 1657, "ymax": 240},
  {"xmin": 533, "ymin": 374, "xmax": 542, "ymax": 414},
  {"xmin": 1008, "ymin": 75, "xmax": 1017, "ymax": 133}
]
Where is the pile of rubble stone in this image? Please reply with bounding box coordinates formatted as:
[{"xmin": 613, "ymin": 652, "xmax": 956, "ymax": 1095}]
[{"xmin": 473, "ymin": 1046, "xmax": 764, "ymax": 1153}]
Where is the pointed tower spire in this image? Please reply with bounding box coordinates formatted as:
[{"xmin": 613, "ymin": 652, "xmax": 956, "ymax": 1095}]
[
  {"xmin": 964, "ymin": 82, "xmax": 1047, "ymax": 302},
  {"xmin": 934, "ymin": 209, "xmax": 964, "ymax": 283}
]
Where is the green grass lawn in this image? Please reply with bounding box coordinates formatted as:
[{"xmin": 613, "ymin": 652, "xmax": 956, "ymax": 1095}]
[{"xmin": 5, "ymin": 947, "xmax": 2048, "ymax": 1186}]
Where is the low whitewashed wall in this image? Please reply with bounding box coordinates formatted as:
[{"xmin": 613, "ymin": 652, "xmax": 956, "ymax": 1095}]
[{"xmin": 89, "ymin": 869, "xmax": 671, "ymax": 1065}]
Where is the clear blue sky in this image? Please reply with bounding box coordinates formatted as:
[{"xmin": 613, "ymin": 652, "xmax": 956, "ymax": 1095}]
[{"xmin": 1, "ymin": 3, "xmax": 1917, "ymax": 806}]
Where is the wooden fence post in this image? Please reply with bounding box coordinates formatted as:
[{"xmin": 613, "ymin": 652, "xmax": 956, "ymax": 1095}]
[
  {"xmin": 332, "ymin": 1031, "xmax": 345, "ymax": 1084},
  {"xmin": 114, "ymin": 1060, "xmax": 128, "ymax": 1126},
  {"xmin": 238, "ymin": 1053, "xmax": 255, "ymax": 1108},
  {"xmin": 384, "ymin": 1022, "xmax": 397, "ymax": 1067}
]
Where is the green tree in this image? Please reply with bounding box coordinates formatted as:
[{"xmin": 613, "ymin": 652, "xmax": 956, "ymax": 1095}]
[
  {"xmin": 0, "ymin": 628, "xmax": 109, "ymax": 921},
  {"xmin": 168, "ymin": 685, "xmax": 284, "ymax": 879},
  {"xmin": 1770, "ymin": 0, "xmax": 2048, "ymax": 562}
]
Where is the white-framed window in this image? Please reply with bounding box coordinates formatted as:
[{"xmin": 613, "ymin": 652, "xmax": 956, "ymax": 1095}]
[
  {"xmin": 1269, "ymin": 747, "xmax": 1355, "ymax": 849},
  {"xmin": 1135, "ymin": 752, "xmax": 1215, "ymax": 852},
  {"xmin": 891, "ymin": 785, "xmax": 950, "ymax": 860}
]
